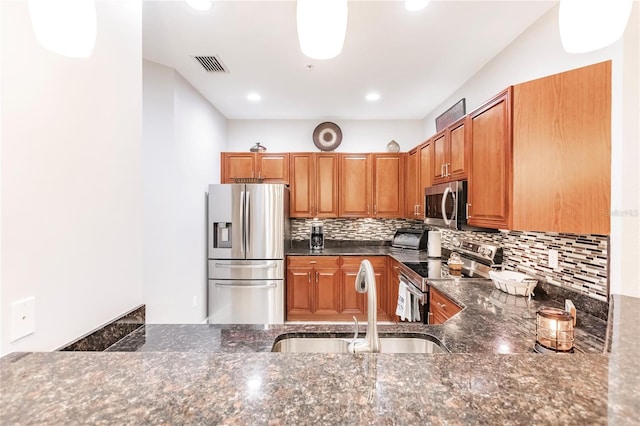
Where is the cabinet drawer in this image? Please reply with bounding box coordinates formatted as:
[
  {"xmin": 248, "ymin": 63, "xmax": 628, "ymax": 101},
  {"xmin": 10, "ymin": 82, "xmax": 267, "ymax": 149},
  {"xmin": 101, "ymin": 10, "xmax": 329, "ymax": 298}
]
[
  {"xmin": 287, "ymin": 256, "xmax": 340, "ymax": 268},
  {"xmin": 430, "ymin": 288, "xmax": 461, "ymax": 320},
  {"xmin": 341, "ymin": 256, "xmax": 386, "ymax": 269}
]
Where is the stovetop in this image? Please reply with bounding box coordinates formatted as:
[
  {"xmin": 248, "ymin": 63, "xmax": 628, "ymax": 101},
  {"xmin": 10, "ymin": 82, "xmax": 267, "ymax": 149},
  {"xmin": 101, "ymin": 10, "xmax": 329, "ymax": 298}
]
[
  {"xmin": 401, "ymin": 237, "xmax": 503, "ymax": 280},
  {"xmin": 402, "ymin": 260, "xmax": 478, "ymax": 280}
]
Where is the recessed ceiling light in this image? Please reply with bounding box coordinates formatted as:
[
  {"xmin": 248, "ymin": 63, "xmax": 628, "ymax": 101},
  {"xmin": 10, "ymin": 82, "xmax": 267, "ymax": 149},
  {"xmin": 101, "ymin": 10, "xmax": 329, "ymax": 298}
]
[
  {"xmin": 366, "ymin": 93, "xmax": 380, "ymax": 102},
  {"xmin": 247, "ymin": 93, "xmax": 261, "ymax": 102},
  {"xmin": 186, "ymin": 0, "xmax": 212, "ymax": 11},
  {"xmin": 405, "ymin": 0, "xmax": 429, "ymax": 12}
]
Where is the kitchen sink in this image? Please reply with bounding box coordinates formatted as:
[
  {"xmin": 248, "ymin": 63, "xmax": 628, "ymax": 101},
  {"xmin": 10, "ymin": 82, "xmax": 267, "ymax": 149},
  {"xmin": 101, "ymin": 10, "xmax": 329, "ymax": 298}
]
[{"xmin": 271, "ymin": 335, "xmax": 447, "ymax": 354}]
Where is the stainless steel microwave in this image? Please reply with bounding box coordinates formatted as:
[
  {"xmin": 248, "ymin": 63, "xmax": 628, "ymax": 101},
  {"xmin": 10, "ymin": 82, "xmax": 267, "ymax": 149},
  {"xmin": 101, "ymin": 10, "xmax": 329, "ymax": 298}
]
[{"xmin": 424, "ymin": 181, "xmax": 469, "ymax": 230}]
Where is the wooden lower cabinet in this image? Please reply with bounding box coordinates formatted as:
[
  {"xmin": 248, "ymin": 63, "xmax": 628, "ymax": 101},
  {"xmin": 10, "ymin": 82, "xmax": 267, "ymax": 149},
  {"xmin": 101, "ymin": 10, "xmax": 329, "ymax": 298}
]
[
  {"xmin": 286, "ymin": 256, "xmax": 340, "ymax": 321},
  {"xmin": 387, "ymin": 258, "xmax": 402, "ymax": 322},
  {"xmin": 341, "ymin": 256, "xmax": 388, "ymax": 321},
  {"xmin": 429, "ymin": 287, "xmax": 461, "ymax": 325},
  {"xmin": 286, "ymin": 255, "xmax": 390, "ymax": 321}
]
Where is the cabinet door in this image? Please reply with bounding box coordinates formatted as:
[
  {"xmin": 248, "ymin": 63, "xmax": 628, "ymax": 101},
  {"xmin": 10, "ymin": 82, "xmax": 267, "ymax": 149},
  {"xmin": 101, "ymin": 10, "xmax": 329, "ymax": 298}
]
[
  {"xmin": 432, "ymin": 131, "xmax": 448, "ymax": 184},
  {"xmin": 313, "ymin": 266, "xmax": 341, "ymax": 317},
  {"xmin": 387, "ymin": 259, "xmax": 401, "ymax": 322},
  {"xmin": 221, "ymin": 153, "xmax": 255, "ymax": 183},
  {"xmin": 289, "ymin": 153, "xmax": 314, "ymax": 218},
  {"xmin": 315, "ymin": 154, "xmax": 339, "ymax": 218},
  {"xmin": 405, "ymin": 149, "xmax": 419, "ymax": 219},
  {"xmin": 258, "ymin": 153, "xmax": 289, "ymax": 184},
  {"xmin": 370, "ymin": 261, "xmax": 388, "ymax": 320},
  {"xmin": 418, "ymin": 141, "xmax": 433, "ymax": 216},
  {"xmin": 286, "ymin": 265, "xmax": 314, "ymax": 320},
  {"xmin": 372, "ymin": 154, "xmax": 404, "ymax": 218},
  {"xmin": 340, "ymin": 267, "xmax": 366, "ymax": 319},
  {"xmin": 341, "ymin": 256, "xmax": 387, "ymax": 320},
  {"xmin": 339, "ymin": 154, "xmax": 371, "ymax": 217},
  {"xmin": 467, "ymin": 89, "xmax": 512, "ymax": 229},
  {"xmin": 430, "ymin": 287, "xmax": 461, "ymax": 322},
  {"xmin": 448, "ymin": 118, "xmax": 467, "ymax": 180},
  {"xmin": 512, "ymin": 61, "xmax": 611, "ymax": 235}
]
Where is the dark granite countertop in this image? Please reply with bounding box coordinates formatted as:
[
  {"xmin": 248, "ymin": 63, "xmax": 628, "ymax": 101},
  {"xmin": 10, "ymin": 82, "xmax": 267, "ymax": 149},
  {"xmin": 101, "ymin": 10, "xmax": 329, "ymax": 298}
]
[
  {"xmin": 287, "ymin": 240, "xmax": 433, "ymax": 262},
  {"xmin": 1, "ymin": 267, "xmax": 638, "ymax": 424}
]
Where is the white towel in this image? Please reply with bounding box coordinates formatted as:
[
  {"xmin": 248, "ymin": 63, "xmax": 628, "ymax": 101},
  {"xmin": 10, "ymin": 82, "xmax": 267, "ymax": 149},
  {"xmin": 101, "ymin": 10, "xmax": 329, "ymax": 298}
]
[
  {"xmin": 397, "ymin": 278, "xmax": 419, "ymax": 322},
  {"xmin": 395, "ymin": 281, "xmax": 408, "ymax": 319}
]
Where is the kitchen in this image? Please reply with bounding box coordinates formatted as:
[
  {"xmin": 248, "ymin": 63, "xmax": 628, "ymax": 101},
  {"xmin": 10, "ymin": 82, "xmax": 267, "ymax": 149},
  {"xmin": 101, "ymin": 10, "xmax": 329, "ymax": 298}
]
[{"xmin": 1, "ymin": 0, "xmax": 639, "ymax": 424}]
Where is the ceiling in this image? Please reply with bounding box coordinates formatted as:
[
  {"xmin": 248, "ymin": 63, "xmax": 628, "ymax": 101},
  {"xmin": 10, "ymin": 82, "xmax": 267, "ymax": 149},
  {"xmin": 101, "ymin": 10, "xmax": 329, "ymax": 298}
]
[{"xmin": 143, "ymin": 1, "xmax": 557, "ymax": 120}]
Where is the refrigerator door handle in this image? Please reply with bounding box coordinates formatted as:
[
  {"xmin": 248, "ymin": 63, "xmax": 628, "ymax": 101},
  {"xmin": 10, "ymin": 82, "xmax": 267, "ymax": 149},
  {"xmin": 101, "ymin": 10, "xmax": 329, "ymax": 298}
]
[
  {"xmin": 240, "ymin": 190, "xmax": 246, "ymax": 258},
  {"xmin": 245, "ymin": 191, "xmax": 251, "ymax": 255},
  {"xmin": 213, "ymin": 281, "xmax": 277, "ymax": 289},
  {"xmin": 213, "ymin": 262, "xmax": 278, "ymax": 269}
]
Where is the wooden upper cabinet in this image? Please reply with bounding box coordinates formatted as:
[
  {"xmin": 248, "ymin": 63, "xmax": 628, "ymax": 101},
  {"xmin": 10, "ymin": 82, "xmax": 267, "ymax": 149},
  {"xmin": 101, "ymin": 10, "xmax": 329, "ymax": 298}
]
[
  {"xmin": 405, "ymin": 148, "xmax": 420, "ymax": 218},
  {"xmin": 448, "ymin": 118, "xmax": 467, "ymax": 181},
  {"xmin": 511, "ymin": 61, "xmax": 611, "ymax": 235},
  {"xmin": 258, "ymin": 153, "xmax": 289, "ymax": 183},
  {"xmin": 418, "ymin": 140, "xmax": 433, "ymax": 216},
  {"xmin": 432, "ymin": 117, "xmax": 468, "ymax": 184},
  {"xmin": 467, "ymin": 88, "xmax": 512, "ymax": 230},
  {"xmin": 290, "ymin": 153, "xmax": 339, "ymax": 218},
  {"xmin": 221, "ymin": 153, "xmax": 289, "ymax": 184},
  {"xmin": 221, "ymin": 153, "xmax": 255, "ymax": 182},
  {"xmin": 432, "ymin": 131, "xmax": 448, "ymax": 184},
  {"xmin": 406, "ymin": 139, "xmax": 434, "ymax": 219},
  {"xmin": 372, "ymin": 154, "xmax": 404, "ymax": 218},
  {"xmin": 339, "ymin": 154, "xmax": 372, "ymax": 217},
  {"xmin": 315, "ymin": 154, "xmax": 339, "ymax": 217},
  {"xmin": 289, "ymin": 153, "xmax": 314, "ymax": 217}
]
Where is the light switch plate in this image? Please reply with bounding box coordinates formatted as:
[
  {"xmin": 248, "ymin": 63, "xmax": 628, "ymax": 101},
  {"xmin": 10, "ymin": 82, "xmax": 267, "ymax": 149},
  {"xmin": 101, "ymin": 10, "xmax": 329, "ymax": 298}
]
[
  {"xmin": 548, "ymin": 249, "xmax": 559, "ymax": 269},
  {"xmin": 10, "ymin": 297, "xmax": 35, "ymax": 342}
]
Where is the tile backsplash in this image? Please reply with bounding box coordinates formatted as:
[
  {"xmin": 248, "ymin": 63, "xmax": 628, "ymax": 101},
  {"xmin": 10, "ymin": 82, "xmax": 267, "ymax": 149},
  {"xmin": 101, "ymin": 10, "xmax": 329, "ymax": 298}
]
[
  {"xmin": 292, "ymin": 218, "xmax": 609, "ymax": 304},
  {"xmin": 291, "ymin": 218, "xmax": 423, "ymax": 241}
]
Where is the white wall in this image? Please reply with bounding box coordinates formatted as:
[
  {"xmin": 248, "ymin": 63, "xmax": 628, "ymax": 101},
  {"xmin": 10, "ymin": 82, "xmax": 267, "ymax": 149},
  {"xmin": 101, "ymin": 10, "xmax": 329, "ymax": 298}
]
[
  {"xmin": 422, "ymin": 4, "xmax": 620, "ymax": 136},
  {"xmin": 143, "ymin": 60, "xmax": 226, "ymax": 324},
  {"xmin": 0, "ymin": 1, "xmax": 143, "ymax": 355},
  {"xmin": 422, "ymin": 4, "xmax": 639, "ymax": 297},
  {"xmin": 227, "ymin": 119, "xmax": 423, "ymax": 153}
]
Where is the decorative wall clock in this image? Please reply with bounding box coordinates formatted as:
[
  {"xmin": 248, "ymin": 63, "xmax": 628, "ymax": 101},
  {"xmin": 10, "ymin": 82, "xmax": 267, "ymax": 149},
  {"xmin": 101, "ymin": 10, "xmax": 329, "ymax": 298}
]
[{"xmin": 312, "ymin": 122, "xmax": 342, "ymax": 151}]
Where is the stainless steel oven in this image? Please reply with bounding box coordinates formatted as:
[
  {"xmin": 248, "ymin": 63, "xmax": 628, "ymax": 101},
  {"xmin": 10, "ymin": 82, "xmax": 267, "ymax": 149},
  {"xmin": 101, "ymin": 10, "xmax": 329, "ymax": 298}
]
[{"xmin": 394, "ymin": 238, "xmax": 503, "ymax": 324}]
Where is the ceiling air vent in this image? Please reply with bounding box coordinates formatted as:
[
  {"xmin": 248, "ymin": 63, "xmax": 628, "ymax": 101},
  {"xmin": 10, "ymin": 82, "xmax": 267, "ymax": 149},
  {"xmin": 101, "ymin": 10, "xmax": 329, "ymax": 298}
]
[{"xmin": 192, "ymin": 55, "xmax": 228, "ymax": 73}]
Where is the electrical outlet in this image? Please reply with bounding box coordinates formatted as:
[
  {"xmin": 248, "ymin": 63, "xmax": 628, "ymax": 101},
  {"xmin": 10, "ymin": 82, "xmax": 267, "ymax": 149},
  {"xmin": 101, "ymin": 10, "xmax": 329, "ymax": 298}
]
[
  {"xmin": 11, "ymin": 297, "xmax": 35, "ymax": 342},
  {"xmin": 548, "ymin": 249, "xmax": 559, "ymax": 269}
]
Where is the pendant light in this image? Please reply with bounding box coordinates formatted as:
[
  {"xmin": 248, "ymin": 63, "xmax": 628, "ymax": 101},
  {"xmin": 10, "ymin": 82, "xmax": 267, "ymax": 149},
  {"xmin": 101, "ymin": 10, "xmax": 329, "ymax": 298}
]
[
  {"xmin": 559, "ymin": 0, "xmax": 633, "ymax": 53},
  {"xmin": 186, "ymin": 0, "xmax": 212, "ymax": 12},
  {"xmin": 28, "ymin": 0, "xmax": 97, "ymax": 58},
  {"xmin": 297, "ymin": 0, "xmax": 348, "ymax": 60}
]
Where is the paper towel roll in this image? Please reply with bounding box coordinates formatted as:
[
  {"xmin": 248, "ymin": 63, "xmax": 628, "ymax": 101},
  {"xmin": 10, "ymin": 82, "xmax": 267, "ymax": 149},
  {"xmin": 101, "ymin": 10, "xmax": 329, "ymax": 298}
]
[{"xmin": 428, "ymin": 231, "xmax": 441, "ymax": 258}]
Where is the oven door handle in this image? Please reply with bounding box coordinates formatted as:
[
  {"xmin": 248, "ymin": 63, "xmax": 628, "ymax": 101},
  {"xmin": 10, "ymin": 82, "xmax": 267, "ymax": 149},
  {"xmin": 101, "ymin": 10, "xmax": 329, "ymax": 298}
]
[
  {"xmin": 441, "ymin": 186, "xmax": 455, "ymax": 226},
  {"xmin": 399, "ymin": 273, "xmax": 426, "ymax": 297}
]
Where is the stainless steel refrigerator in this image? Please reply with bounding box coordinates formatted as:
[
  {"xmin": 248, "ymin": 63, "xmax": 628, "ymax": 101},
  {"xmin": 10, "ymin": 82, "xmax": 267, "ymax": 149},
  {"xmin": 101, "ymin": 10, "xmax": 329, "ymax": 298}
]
[{"xmin": 207, "ymin": 183, "xmax": 289, "ymax": 324}]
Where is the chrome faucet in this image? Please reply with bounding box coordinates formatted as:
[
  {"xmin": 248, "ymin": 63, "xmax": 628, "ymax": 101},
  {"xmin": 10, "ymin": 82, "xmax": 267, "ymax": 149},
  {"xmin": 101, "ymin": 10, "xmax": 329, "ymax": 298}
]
[{"xmin": 348, "ymin": 259, "xmax": 381, "ymax": 353}]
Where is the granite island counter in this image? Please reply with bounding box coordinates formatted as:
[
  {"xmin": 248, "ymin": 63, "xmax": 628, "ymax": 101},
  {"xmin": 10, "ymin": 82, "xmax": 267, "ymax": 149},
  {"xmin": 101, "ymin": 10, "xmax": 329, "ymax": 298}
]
[{"xmin": 2, "ymin": 274, "xmax": 638, "ymax": 424}]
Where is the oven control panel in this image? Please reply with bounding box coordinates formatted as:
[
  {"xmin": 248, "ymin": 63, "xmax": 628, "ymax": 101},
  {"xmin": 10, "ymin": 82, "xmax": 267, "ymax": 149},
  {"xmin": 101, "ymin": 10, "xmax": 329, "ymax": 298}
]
[{"xmin": 451, "ymin": 237, "xmax": 499, "ymax": 262}]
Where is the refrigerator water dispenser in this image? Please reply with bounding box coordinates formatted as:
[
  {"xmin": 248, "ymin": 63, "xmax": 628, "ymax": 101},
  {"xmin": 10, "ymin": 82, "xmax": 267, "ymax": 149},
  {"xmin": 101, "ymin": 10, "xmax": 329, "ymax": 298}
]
[{"xmin": 213, "ymin": 222, "xmax": 232, "ymax": 248}]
